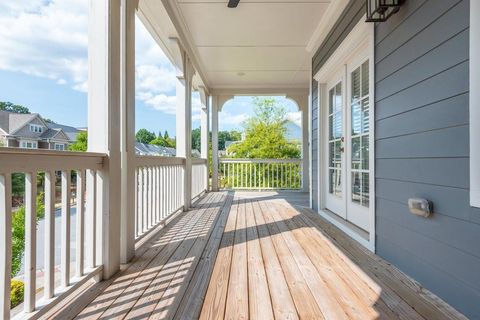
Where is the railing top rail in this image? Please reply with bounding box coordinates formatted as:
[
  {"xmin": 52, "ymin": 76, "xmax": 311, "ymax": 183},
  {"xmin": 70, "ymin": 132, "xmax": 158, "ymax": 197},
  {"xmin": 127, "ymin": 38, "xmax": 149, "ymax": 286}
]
[
  {"xmin": 219, "ymin": 158, "xmax": 302, "ymax": 163},
  {"xmin": 135, "ymin": 155, "xmax": 185, "ymax": 167},
  {"xmin": 192, "ymin": 158, "xmax": 208, "ymax": 165},
  {"xmin": 0, "ymin": 148, "xmax": 106, "ymax": 173}
]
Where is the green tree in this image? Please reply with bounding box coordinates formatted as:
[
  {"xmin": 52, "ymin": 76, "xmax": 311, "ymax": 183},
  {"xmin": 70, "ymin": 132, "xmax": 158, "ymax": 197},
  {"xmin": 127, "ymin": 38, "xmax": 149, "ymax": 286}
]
[
  {"xmin": 136, "ymin": 129, "xmax": 156, "ymax": 144},
  {"xmin": 69, "ymin": 131, "xmax": 88, "ymax": 152},
  {"xmin": 227, "ymin": 97, "xmax": 300, "ymax": 159},
  {"xmin": 0, "ymin": 101, "xmax": 30, "ymax": 114},
  {"xmin": 12, "ymin": 194, "xmax": 45, "ymax": 276},
  {"xmin": 218, "ymin": 130, "xmax": 241, "ymax": 150},
  {"xmin": 164, "ymin": 131, "xmax": 170, "ymax": 140},
  {"xmin": 192, "ymin": 128, "xmax": 201, "ymax": 151}
]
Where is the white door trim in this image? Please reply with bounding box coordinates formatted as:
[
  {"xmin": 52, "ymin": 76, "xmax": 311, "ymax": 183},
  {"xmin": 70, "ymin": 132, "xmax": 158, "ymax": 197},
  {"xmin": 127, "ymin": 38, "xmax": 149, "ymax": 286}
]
[{"xmin": 314, "ymin": 17, "xmax": 376, "ymax": 252}]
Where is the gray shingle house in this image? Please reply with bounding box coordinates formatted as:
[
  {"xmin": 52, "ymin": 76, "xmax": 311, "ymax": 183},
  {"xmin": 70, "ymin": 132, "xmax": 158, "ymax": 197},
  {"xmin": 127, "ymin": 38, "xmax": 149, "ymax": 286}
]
[{"xmin": 0, "ymin": 110, "xmax": 76, "ymax": 151}]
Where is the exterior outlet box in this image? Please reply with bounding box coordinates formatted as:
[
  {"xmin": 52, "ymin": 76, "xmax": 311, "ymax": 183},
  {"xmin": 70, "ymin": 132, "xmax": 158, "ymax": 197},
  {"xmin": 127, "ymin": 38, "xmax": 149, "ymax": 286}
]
[{"xmin": 408, "ymin": 198, "xmax": 432, "ymax": 218}]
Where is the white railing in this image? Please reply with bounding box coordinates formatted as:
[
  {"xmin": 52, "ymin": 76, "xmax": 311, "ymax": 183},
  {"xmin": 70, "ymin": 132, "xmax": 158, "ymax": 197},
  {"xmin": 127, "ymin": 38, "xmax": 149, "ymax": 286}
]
[
  {"xmin": 219, "ymin": 158, "xmax": 303, "ymax": 190},
  {"xmin": 0, "ymin": 148, "xmax": 105, "ymax": 319},
  {"xmin": 134, "ymin": 156, "xmax": 185, "ymax": 240},
  {"xmin": 192, "ymin": 158, "xmax": 208, "ymax": 199}
]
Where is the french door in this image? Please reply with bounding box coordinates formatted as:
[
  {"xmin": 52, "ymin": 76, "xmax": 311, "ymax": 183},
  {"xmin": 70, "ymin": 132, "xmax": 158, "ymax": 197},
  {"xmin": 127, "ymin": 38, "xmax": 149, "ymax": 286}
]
[{"xmin": 323, "ymin": 55, "xmax": 372, "ymax": 232}]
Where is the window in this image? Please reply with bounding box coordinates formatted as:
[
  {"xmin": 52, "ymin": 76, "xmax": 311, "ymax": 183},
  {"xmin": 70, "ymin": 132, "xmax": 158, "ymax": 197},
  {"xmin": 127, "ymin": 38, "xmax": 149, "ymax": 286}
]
[
  {"xmin": 20, "ymin": 140, "xmax": 37, "ymax": 149},
  {"xmin": 29, "ymin": 124, "xmax": 43, "ymax": 133},
  {"xmin": 471, "ymin": 1, "xmax": 480, "ymax": 207},
  {"xmin": 350, "ymin": 60, "xmax": 370, "ymax": 208},
  {"xmin": 55, "ymin": 143, "xmax": 65, "ymax": 151}
]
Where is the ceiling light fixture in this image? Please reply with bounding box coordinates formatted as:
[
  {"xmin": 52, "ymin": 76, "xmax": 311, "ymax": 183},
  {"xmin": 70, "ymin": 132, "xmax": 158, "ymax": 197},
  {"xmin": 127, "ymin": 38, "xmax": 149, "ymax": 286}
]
[{"xmin": 227, "ymin": 0, "xmax": 240, "ymax": 8}]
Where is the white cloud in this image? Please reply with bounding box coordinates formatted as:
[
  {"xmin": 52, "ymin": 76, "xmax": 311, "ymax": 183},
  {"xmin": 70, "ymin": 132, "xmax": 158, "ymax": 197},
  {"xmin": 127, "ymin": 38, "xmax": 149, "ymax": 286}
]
[
  {"xmin": 220, "ymin": 112, "xmax": 249, "ymax": 126},
  {"xmin": 286, "ymin": 111, "xmax": 302, "ymax": 126},
  {"xmin": 0, "ymin": 0, "xmax": 178, "ymax": 110},
  {"xmin": 0, "ymin": 0, "xmax": 88, "ymax": 90}
]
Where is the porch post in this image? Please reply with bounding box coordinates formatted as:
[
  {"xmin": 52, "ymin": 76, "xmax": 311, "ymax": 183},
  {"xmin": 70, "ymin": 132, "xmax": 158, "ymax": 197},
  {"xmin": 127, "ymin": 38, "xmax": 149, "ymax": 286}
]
[
  {"xmin": 301, "ymin": 101, "xmax": 309, "ymax": 192},
  {"xmin": 176, "ymin": 53, "xmax": 194, "ymax": 210},
  {"xmin": 200, "ymin": 89, "xmax": 210, "ymax": 191},
  {"xmin": 120, "ymin": 0, "xmax": 136, "ymax": 264},
  {"xmin": 88, "ymin": 0, "xmax": 122, "ymax": 279},
  {"xmin": 287, "ymin": 94, "xmax": 309, "ymax": 192},
  {"xmin": 211, "ymin": 96, "xmax": 219, "ymax": 191}
]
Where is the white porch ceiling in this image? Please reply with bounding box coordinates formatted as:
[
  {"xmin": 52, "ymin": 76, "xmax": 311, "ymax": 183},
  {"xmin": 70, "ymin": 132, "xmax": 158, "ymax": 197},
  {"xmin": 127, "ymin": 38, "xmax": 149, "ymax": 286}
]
[{"xmin": 139, "ymin": 0, "xmax": 335, "ymax": 92}]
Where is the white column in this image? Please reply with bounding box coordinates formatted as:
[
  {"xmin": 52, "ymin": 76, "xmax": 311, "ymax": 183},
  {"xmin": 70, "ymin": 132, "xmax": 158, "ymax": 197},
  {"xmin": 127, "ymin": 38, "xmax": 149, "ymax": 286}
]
[
  {"xmin": 120, "ymin": 0, "xmax": 136, "ymax": 264},
  {"xmin": 200, "ymin": 90, "xmax": 210, "ymax": 191},
  {"xmin": 211, "ymin": 96, "xmax": 219, "ymax": 191},
  {"xmin": 176, "ymin": 55, "xmax": 194, "ymax": 210},
  {"xmin": 301, "ymin": 105, "xmax": 309, "ymax": 192},
  {"xmin": 88, "ymin": 0, "xmax": 122, "ymax": 279},
  {"xmin": 288, "ymin": 94, "xmax": 309, "ymax": 192}
]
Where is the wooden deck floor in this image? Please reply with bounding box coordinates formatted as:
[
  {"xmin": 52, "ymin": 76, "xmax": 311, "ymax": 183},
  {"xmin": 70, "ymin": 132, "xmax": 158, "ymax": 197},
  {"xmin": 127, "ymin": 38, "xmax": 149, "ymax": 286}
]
[{"xmin": 62, "ymin": 191, "xmax": 465, "ymax": 320}]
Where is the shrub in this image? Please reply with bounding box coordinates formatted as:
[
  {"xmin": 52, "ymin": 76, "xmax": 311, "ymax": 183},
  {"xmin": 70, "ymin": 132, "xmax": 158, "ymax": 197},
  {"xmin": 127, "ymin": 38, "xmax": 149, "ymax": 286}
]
[{"xmin": 10, "ymin": 279, "xmax": 24, "ymax": 308}]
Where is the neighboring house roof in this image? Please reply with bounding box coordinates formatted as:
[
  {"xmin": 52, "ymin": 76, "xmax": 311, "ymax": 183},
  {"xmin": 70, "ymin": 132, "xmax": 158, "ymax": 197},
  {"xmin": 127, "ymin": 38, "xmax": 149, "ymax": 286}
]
[
  {"xmin": 0, "ymin": 110, "xmax": 76, "ymax": 144},
  {"xmin": 40, "ymin": 128, "xmax": 70, "ymax": 141},
  {"xmin": 192, "ymin": 149, "xmax": 201, "ymax": 158},
  {"xmin": 46, "ymin": 121, "xmax": 81, "ymax": 141},
  {"xmin": 135, "ymin": 142, "xmax": 176, "ymax": 157},
  {"xmin": 10, "ymin": 113, "xmax": 48, "ymax": 136}
]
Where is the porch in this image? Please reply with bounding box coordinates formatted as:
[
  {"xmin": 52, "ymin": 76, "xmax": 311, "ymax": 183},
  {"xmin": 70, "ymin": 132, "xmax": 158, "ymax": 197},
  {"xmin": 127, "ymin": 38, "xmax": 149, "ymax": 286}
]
[{"xmin": 41, "ymin": 191, "xmax": 463, "ymax": 320}]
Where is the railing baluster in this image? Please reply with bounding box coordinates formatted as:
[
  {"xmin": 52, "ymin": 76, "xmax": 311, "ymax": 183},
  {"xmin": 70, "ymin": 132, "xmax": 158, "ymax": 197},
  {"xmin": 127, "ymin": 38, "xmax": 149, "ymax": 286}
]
[
  {"xmin": 61, "ymin": 170, "xmax": 71, "ymax": 288},
  {"xmin": 0, "ymin": 173, "xmax": 12, "ymax": 319},
  {"xmin": 161, "ymin": 166, "xmax": 165, "ymax": 219},
  {"xmin": 142, "ymin": 168, "xmax": 148, "ymax": 233},
  {"xmin": 134, "ymin": 168, "xmax": 138, "ymax": 238},
  {"xmin": 156, "ymin": 167, "xmax": 160, "ymax": 223},
  {"xmin": 86, "ymin": 169, "xmax": 96, "ymax": 268},
  {"xmin": 76, "ymin": 170, "xmax": 85, "ymax": 278},
  {"xmin": 44, "ymin": 171, "xmax": 55, "ymax": 299},
  {"xmin": 138, "ymin": 168, "xmax": 143, "ymax": 235},
  {"xmin": 24, "ymin": 172, "xmax": 37, "ymax": 313}
]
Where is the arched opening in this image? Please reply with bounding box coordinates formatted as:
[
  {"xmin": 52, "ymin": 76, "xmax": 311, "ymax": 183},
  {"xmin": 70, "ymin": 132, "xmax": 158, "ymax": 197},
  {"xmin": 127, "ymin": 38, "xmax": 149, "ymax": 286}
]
[{"xmin": 214, "ymin": 96, "xmax": 305, "ymax": 190}]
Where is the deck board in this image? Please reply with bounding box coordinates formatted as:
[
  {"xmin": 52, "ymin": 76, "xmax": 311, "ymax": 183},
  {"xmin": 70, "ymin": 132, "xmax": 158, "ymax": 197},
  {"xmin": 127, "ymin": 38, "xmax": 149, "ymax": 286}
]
[{"xmin": 71, "ymin": 191, "xmax": 467, "ymax": 320}]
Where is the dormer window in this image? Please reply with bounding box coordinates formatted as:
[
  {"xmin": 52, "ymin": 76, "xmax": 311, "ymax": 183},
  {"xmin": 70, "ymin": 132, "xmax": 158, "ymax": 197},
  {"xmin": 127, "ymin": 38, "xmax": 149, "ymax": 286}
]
[{"xmin": 29, "ymin": 124, "xmax": 43, "ymax": 133}]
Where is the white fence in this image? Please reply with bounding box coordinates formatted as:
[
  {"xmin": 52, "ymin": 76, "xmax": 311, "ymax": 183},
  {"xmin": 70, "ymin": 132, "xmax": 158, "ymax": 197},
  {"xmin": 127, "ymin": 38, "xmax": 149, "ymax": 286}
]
[
  {"xmin": 192, "ymin": 158, "xmax": 208, "ymax": 199},
  {"xmin": 135, "ymin": 156, "xmax": 185, "ymax": 239},
  {"xmin": 0, "ymin": 148, "xmax": 105, "ymax": 319},
  {"xmin": 219, "ymin": 158, "xmax": 302, "ymax": 190}
]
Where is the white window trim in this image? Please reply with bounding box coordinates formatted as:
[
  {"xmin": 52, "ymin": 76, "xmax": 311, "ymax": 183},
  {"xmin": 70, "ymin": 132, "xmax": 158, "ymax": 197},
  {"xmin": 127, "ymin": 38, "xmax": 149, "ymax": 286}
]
[
  {"xmin": 313, "ymin": 18, "xmax": 376, "ymax": 252},
  {"xmin": 471, "ymin": 1, "xmax": 480, "ymax": 208},
  {"xmin": 29, "ymin": 124, "xmax": 43, "ymax": 133},
  {"xmin": 20, "ymin": 140, "xmax": 38, "ymax": 149},
  {"xmin": 55, "ymin": 143, "xmax": 65, "ymax": 151}
]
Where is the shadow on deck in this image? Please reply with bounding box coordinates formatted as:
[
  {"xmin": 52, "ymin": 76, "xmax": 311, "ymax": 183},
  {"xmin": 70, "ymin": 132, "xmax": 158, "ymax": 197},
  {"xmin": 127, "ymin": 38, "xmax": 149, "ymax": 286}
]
[{"xmin": 46, "ymin": 191, "xmax": 465, "ymax": 320}]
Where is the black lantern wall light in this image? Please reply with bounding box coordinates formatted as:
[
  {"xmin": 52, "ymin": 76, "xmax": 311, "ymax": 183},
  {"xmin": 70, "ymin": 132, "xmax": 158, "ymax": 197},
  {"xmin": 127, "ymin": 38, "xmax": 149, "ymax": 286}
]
[{"xmin": 366, "ymin": 0, "xmax": 405, "ymax": 22}]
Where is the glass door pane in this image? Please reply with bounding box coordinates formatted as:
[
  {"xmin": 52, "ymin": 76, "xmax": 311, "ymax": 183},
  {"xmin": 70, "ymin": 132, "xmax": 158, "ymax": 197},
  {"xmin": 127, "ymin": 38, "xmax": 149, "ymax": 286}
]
[
  {"xmin": 328, "ymin": 82, "xmax": 343, "ymax": 197},
  {"xmin": 350, "ymin": 60, "xmax": 370, "ymax": 207}
]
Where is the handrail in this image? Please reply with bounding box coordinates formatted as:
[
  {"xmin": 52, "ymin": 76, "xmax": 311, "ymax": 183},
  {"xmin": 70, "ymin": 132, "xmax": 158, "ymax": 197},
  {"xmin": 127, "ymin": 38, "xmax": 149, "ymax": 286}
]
[
  {"xmin": 135, "ymin": 155, "xmax": 185, "ymax": 167},
  {"xmin": 219, "ymin": 158, "xmax": 301, "ymax": 164},
  {"xmin": 192, "ymin": 158, "xmax": 207, "ymax": 165},
  {"xmin": 0, "ymin": 148, "xmax": 105, "ymax": 173}
]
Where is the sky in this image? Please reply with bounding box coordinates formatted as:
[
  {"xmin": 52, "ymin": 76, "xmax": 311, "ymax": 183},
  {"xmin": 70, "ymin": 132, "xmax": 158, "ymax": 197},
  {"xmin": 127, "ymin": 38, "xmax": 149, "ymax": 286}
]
[{"xmin": 0, "ymin": 0, "xmax": 300, "ymax": 137}]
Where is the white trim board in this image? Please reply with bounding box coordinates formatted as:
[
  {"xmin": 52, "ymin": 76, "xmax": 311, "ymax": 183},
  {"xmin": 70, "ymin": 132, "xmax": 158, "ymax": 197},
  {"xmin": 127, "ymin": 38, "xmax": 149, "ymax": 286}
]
[
  {"xmin": 313, "ymin": 17, "xmax": 376, "ymax": 252},
  {"xmin": 470, "ymin": 1, "xmax": 480, "ymax": 208}
]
